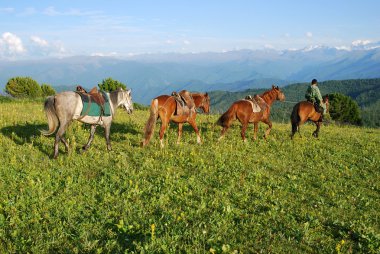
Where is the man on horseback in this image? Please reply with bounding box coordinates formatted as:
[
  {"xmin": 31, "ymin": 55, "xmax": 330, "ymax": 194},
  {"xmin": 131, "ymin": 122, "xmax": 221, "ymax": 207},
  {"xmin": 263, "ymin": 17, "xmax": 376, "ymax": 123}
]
[{"xmin": 305, "ymin": 79, "xmax": 326, "ymax": 116}]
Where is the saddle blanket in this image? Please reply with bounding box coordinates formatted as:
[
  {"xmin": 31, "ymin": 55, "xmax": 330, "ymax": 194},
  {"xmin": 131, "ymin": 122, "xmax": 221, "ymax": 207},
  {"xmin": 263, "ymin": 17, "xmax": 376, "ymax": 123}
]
[
  {"xmin": 242, "ymin": 99, "xmax": 261, "ymax": 112},
  {"xmin": 77, "ymin": 91, "xmax": 111, "ymax": 116}
]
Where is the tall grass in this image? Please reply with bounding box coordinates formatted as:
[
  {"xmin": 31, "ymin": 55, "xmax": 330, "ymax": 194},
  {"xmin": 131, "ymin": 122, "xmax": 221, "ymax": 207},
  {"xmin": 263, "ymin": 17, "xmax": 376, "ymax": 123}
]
[{"xmin": 0, "ymin": 101, "xmax": 379, "ymax": 253}]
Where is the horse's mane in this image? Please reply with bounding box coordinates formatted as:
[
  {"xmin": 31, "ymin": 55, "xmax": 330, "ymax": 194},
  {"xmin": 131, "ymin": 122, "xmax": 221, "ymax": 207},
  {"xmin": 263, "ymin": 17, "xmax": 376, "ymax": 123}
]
[{"xmin": 260, "ymin": 88, "xmax": 277, "ymax": 102}]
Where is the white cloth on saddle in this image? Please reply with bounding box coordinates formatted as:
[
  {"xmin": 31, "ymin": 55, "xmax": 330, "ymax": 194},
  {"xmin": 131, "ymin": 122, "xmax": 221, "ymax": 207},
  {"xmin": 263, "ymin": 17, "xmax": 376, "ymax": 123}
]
[{"xmin": 242, "ymin": 99, "xmax": 261, "ymax": 112}]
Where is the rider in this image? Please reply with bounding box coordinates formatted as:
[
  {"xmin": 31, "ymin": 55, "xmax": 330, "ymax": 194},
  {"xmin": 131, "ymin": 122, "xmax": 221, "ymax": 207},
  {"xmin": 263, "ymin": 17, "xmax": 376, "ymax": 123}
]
[{"xmin": 305, "ymin": 79, "xmax": 326, "ymax": 115}]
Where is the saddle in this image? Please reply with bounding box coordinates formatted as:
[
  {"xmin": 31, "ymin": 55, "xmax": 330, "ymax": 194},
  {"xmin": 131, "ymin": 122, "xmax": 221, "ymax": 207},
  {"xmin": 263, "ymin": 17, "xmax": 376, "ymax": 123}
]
[
  {"xmin": 244, "ymin": 95, "xmax": 262, "ymax": 112},
  {"xmin": 306, "ymin": 99, "xmax": 323, "ymax": 114},
  {"xmin": 75, "ymin": 86, "xmax": 111, "ymax": 120},
  {"xmin": 76, "ymin": 86, "xmax": 105, "ymax": 106},
  {"xmin": 88, "ymin": 87, "xmax": 106, "ymax": 105},
  {"xmin": 171, "ymin": 91, "xmax": 194, "ymax": 117}
]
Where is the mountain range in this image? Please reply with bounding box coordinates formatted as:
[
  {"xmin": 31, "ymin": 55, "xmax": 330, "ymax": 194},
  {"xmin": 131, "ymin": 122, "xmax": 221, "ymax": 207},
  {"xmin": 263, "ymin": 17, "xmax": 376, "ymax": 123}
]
[{"xmin": 0, "ymin": 44, "xmax": 379, "ymax": 104}]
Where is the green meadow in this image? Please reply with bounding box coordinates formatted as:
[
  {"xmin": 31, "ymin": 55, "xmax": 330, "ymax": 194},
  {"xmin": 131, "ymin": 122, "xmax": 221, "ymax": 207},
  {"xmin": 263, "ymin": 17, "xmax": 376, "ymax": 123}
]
[{"xmin": 0, "ymin": 100, "xmax": 379, "ymax": 253}]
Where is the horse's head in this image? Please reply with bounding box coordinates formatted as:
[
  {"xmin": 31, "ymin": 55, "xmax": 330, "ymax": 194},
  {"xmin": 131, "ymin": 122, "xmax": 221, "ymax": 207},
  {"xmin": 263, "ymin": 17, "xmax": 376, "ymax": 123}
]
[
  {"xmin": 272, "ymin": 85, "xmax": 285, "ymax": 101},
  {"xmin": 192, "ymin": 92, "xmax": 210, "ymax": 113},
  {"xmin": 323, "ymin": 95, "xmax": 329, "ymax": 113},
  {"xmin": 118, "ymin": 88, "xmax": 133, "ymax": 114},
  {"xmin": 199, "ymin": 93, "xmax": 210, "ymax": 113}
]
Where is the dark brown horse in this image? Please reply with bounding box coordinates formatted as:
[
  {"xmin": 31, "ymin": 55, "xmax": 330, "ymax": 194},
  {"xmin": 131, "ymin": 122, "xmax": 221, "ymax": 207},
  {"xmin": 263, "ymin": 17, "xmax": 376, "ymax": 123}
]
[
  {"xmin": 141, "ymin": 91, "xmax": 210, "ymax": 147},
  {"xmin": 290, "ymin": 96, "xmax": 329, "ymax": 139},
  {"xmin": 217, "ymin": 85, "xmax": 285, "ymax": 141}
]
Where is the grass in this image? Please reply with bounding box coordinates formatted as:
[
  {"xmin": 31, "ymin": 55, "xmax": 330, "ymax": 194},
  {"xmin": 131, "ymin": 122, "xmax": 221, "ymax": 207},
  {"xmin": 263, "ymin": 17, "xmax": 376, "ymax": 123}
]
[{"xmin": 0, "ymin": 100, "xmax": 379, "ymax": 253}]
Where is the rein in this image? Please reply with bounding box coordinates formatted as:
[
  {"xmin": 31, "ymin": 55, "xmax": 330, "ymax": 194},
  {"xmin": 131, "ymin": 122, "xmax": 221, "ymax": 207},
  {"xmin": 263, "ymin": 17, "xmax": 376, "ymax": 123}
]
[{"xmin": 282, "ymin": 100, "xmax": 299, "ymax": 104}]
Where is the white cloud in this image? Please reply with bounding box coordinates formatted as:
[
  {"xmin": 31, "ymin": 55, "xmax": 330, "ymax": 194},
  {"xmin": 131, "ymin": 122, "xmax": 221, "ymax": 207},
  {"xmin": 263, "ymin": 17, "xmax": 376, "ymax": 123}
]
[
  {"xmin": 352, "ymin": 39, "xmax": 371, "ymax": 46},
  {"xmin": 43, "ymin": 6, "xmax": 59, "ymax": 16},
  {"xmin": 20, "ymin": 7, "xmax": 37, "ymax": 16},
  {"xmin": 335, "ymin": 45, "xmax": 351, "ymax": 51},
  {"xmin": 166, "ymin": 40, "xmax": 175, "ymax": 44},
  {"xmin": 264, "ymin": 44, "xmax": 275, "ymax": 49},
  {"xmin": 30, "ymin": 36, "xmax": 49, "ymax": 47},
  {"xmin": 91, "ymin": 52, "xmax": 118, "ymax": 57},
  {"xmin": 306, "ymin": 32, "xmax": 313, "ymax": 38},
  {"xmin": 0, "ymin": 7, "xmax": 14, "ymax": 13},
  {"xmin": 183, "ymin": 40, "xmax": 190, "ymax": 45},
  {"xmin": 0, "ymin": 32, "xmax": 26, "ymax": 55},
  {"xmin": 43, "ymin": 6, "xmax": 102, "ymax": 17}
]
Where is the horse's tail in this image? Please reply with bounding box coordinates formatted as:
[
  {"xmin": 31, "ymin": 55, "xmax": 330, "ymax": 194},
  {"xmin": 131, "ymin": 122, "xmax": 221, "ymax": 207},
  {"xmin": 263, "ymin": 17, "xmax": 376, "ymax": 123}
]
[
  {"xmin": 217, "ymin": 103, "xmax": 237, "ymax": 127},
  {"xmin": 290, "ymin": 103, "xmax": 300, "ymax": 138},
  {"xmin": 141, "ymin": 98, "xmax": 159, "ymax": 147},
  {"xmin": 41, "ymin": 96, "xmax": 59, "ymax": 136}
]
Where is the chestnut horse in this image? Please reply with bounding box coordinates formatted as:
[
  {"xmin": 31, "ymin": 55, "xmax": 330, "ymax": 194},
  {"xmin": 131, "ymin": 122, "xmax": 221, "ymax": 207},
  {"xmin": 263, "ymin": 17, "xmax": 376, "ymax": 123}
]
[
  {"xmin": 290, "ymin": 96, "xmax": 329, "ymax": 139},
  {"xmin": 141, "ymin": 92, "xmax": 210, "ymax": 147},
  {"xmin": 217, "ymin": 85, "xmax": 285, "ymax": 141}
]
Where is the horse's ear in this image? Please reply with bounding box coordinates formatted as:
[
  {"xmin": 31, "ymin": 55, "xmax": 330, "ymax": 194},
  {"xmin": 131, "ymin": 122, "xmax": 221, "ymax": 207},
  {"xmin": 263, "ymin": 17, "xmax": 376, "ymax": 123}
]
[
  {"xmin": 205, "ymin": 92, "xmax": 208, "ymax": 96},
  {"xmin": 272, "ymin": 84, "xmax": 275, "ymax": 89},
  {"xmin": 276, "ymin": 86, "xmax": 279, "ymax": 90}
]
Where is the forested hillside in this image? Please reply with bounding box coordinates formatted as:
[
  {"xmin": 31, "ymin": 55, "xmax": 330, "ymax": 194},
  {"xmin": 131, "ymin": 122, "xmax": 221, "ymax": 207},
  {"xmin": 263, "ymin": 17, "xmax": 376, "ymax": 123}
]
[{"xmin": 209, "ymin": 79, "xmax": 380, "ymax": 127}]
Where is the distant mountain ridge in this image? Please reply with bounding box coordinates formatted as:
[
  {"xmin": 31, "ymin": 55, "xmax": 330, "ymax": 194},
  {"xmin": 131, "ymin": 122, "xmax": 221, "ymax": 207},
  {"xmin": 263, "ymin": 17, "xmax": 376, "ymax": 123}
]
[{"xmin": 0, "ymin": 45, "xmax": 379, "ymax": 104}]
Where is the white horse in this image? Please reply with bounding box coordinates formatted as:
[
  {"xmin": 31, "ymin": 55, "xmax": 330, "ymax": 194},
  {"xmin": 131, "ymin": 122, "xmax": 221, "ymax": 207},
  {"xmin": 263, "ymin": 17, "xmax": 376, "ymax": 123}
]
[{"xmin": 41, "ymin": 88, "xmax": 133, "ymax": 158}]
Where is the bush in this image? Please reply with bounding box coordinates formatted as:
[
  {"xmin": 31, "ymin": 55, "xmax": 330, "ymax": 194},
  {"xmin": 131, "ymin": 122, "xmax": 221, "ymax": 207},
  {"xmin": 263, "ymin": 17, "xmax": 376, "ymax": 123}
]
[
  {"xmin": 98, "ymin": 77, "xmax": 126, "ymax": 92},
  {"xmin": 41, "ymin": 83, "xmax": 56, "ymax": 96},
  {"xmin": 328, "ymin": 93, "xmax": 362, "ymax": 125},
  {"xmin": 5, "ymin": 77, "xmax": 42, "ymax": 98}
]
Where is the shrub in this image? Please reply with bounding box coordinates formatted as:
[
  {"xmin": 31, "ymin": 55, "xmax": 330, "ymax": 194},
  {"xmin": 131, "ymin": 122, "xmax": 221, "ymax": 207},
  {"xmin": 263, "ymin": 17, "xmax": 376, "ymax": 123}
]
[
  {"xmin": 5, "ymin": 77, "xmax": 42, "ymax": 98},
  {"xmin": 328, "ymin": 93, "xmax": 362, "ymax": 125},
  {"xmin": 41, "ymin": 83, "xmax": 56, "ymax": 96},
  {"xmin": 98, "ymin": 77, "xmax": 126, "ymax": 92}
]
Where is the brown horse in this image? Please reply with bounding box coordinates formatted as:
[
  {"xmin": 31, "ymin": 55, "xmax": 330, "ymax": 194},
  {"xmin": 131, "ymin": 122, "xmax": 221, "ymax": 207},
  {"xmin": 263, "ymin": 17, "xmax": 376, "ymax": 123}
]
[
  {"xmin": 217, "ymin": 85, "xmax": 285, "ymax": 141},
  {"xmin": 141, "ymin": 91, "xmax": 210, "ymax": 147},
  {"xmin": 290, "ymin": 96, "xmax": 329, "ymax": 139}
]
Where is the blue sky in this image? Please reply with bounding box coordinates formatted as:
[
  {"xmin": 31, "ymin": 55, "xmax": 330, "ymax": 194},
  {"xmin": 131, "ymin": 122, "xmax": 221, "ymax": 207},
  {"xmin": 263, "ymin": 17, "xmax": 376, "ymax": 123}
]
[{"xmin": 0, "ymin": 0, "xmax": 379, "ymax": 59}]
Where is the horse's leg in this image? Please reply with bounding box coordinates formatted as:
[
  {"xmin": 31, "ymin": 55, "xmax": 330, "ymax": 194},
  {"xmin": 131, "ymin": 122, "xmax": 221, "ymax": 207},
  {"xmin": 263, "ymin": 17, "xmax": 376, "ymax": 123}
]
[
  {"xmin": 262, "ymin": 119, "xmax": 272, "ymax": 139},
  {"xmin": 53, "ymin": 122, "xmax": 69, "ymax": 159},
  {"xmin": 218, "ymin": 126, "xmax": 228, "ymax": 141},
  {"xmin": 313, "ymin": 121, "xmax": 321, "ymax": 138},
  {"xmin": 159, "ymin": 119, "xmax": 168, "ymax": 148},
  {"xmin": 177, "ymin": 123, "xmax": 183, "ymax": 144},
  {"xmin": 241, "ymin": 122, "xmax": 248, "ymax": 142},
  {"xmin": 104, "ymin": 123, "xmax": 112, "ymax": 151},
  {"xmin": 188, "ymin": 119, "xmax": 201, "ymax": 144},
  {"xmin": 82, "ymin": 124, "xmax": 97, "ymax": 152},
  {"xmin": 253, "ymin": 122, "xmax": 259, "ymax": 141},
  {"xmin": 60, "ymin": 136, "xmax": 69, "ymax": 152}
]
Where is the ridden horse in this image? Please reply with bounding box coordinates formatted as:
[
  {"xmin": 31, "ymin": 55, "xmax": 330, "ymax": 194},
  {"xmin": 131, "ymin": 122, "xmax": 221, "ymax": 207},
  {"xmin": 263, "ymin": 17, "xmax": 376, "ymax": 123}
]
[
  {"xmin": 41, "ymin": 88, "xmax": 133, "ymax": 158},
  {"xmin": 217, "ymin": 85, "xmax": 285, "ymax": 141},
  {"xmin": 290, "ymin": 96, "xmax": 329, "ymax": 139},
  {"xmin": 141, "ymin": 91, "xmax": 210, "ymax": 147}
]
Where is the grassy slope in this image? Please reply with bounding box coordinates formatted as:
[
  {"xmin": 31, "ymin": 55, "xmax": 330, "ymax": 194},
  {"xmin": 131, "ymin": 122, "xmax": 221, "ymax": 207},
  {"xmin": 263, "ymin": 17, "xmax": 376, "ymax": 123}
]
[{"xmin": 0, "ymin": 101, "xmax": 379, "ymax": 253}]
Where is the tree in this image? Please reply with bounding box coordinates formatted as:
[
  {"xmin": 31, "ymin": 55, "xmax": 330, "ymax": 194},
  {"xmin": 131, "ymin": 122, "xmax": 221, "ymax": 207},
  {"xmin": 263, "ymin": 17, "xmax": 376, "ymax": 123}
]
[
  {"xmin": 41, "ymin": 83, "xmax": 56, "ymax": 96},
  {"xmin": 98, "ymin": 77, "xmax": 126, "ymax": 92},
  {"xmin": 5, "ymin": 77, "xmax": 42, "ymax": 98},
  {"xmin": 328, "ymin": 93, "xmax": 362, "ymax": 125}
]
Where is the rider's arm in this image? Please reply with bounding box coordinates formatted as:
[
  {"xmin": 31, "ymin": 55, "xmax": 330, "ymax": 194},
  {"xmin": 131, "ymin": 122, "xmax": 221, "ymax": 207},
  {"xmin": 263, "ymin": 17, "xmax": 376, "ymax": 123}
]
[{"xmin": 313, "ymin": 86, "xmax": 323, "ymax": 102}]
